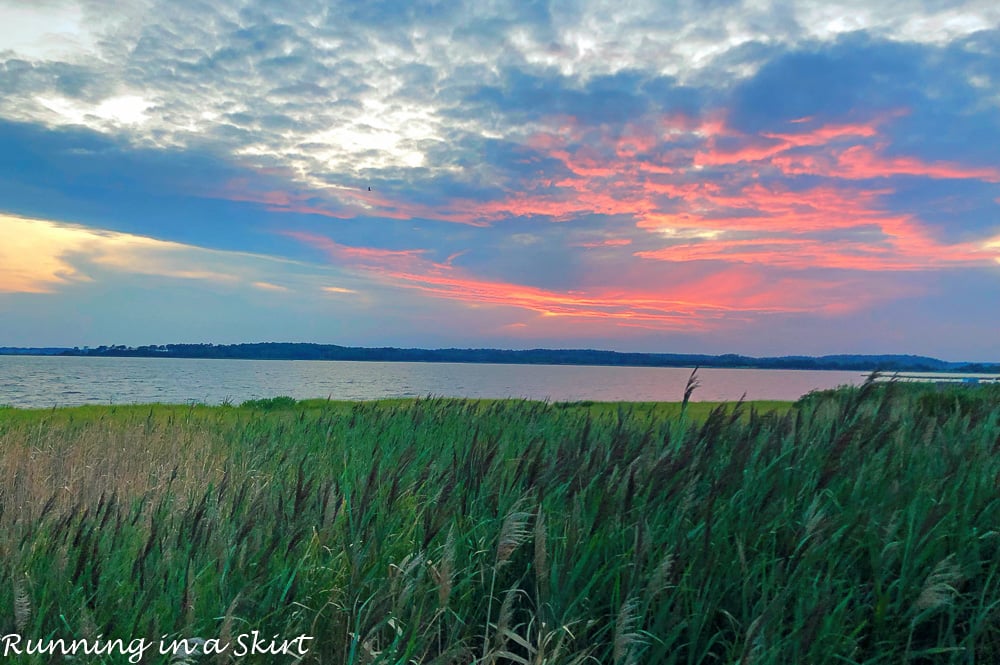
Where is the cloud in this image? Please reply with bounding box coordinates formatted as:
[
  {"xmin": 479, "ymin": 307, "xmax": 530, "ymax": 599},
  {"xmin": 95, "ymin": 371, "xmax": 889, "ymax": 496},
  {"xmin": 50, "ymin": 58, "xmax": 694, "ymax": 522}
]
[
  {"xmin": 0, "ymin": 119, "xmax": 364, "ymax": 254},
  {"xmin": 0, "ymin": 1, "xmax": 98, "ymax": 61},
  {"xmin": 575, "ymin": 238, "xmax": 633, "ymax": 248},
  {"xmin": 286, "ymin": 230, "xmax": 916, "ymax": 332},
  {"xmin": 4, "ymin": 7, "xmax": 998, "ymax": 246},
  {"xmin": 251, "ymin": 281, "xmax": 289, "ymax": 292},
  {"xmin": 0, "ymin": 213, "xmax": 231, "ymax": 293},
  {"xmin": 1, "ymin": 2, "xmax": 986, "ymax": 190},
  {"xmin": 0, "ymin": 214, "xmax": 91, "ymax": 293},
  {"xmin": 0, "ymin": 213, "xmax": 368, "ymax": 297},
  {"xmin": 1, "ymin": 1, "xmax": 999, "ymax": 354}
]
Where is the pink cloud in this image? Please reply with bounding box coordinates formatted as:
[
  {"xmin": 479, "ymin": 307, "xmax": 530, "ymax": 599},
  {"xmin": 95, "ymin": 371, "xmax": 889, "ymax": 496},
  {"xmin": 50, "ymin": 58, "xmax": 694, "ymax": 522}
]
[
  {"xmin": 230, "ymin": 106, "xmax": 999, "ymax": 334},
  {"xmin": 834, "ymin": 146, "xmax": 1000, "ymax": 182},
  {"xmin": 575, "ymin": 238, "xmax": 633, "ymax": 248},
  {"xmin": 284, "ymin": 232, "xmax": 907, "ymax": 333}
]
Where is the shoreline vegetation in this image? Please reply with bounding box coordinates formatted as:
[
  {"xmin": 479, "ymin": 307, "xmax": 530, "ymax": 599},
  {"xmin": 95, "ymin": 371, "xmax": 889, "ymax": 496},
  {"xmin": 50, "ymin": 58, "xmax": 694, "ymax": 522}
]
[
  {"xmin": 2, "ymin": 382, "xmax": 1000, "ymax": 662},
  {"xmin": 2, "ymin": 342, "xmax": 999, "ymax": 373}
]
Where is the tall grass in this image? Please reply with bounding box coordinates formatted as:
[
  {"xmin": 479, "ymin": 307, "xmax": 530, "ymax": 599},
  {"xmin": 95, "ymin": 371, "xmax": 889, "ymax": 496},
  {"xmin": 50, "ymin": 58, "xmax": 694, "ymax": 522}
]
[{"xmin": 1, "ymin": 382, "xmax": 999, "ymax": 663}]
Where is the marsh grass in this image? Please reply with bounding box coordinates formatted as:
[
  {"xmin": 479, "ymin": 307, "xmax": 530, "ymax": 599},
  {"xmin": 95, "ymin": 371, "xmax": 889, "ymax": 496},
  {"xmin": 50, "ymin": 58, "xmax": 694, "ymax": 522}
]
[{"xmin": 0, "ymin": 385, "xmax": 999, "ymax": 663}]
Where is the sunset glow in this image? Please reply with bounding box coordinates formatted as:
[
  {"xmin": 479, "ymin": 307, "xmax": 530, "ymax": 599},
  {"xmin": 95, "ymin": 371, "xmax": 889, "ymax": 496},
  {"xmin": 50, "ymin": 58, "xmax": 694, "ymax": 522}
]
[{"xmin": 1, "ymin": 1, "xmax": 998, "ymax": 357}]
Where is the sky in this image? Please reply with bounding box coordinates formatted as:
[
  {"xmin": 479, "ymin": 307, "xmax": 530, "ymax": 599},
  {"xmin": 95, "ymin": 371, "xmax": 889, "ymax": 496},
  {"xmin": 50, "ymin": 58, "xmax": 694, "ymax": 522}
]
[{"xmin": 1, "ymin": 1, "xmax": 999, "ymax": 359}]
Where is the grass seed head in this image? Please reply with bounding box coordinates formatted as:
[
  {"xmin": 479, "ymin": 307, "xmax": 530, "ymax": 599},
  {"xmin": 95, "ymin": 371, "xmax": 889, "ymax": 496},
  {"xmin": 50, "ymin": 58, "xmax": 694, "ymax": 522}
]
[
  {"xmin": 436, "ymin": 525, "xmax": 456, "ymax": 608},
  {"xmin": 534, "ymin": 509, "xmax": 549, "ymax": 601},
  {"xmin": 497, "ymin": 500, "xmax": 533, "ymax": 566},
  {"xmin": 915, "ymin": 555, "xmax": 963, "ymax": 612},
  {"xmin": 13, "ymin": 573, "xmax": 31, "ymax": 632},
  {"xmin": 613, "ymin": 597, "xmax": 645, "ymax": 665}
]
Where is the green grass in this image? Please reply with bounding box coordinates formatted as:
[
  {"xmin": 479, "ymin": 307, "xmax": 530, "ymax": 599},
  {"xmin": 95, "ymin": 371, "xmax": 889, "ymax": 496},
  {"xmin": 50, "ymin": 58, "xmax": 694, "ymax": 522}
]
[{"xmin": 1, "ymin": 383, "xmax": 999, "ymax": 663}]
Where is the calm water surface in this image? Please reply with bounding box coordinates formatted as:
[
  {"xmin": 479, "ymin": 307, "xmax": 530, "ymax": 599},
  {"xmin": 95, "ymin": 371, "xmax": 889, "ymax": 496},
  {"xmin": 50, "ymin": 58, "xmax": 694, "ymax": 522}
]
[{"xmin": 0, "ymin": 356, "xmax": 869, "ymax": 408}]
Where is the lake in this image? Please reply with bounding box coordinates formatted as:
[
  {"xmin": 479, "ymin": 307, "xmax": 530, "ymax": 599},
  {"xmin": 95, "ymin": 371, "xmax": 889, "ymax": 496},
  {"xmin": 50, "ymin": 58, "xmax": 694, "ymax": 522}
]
[{"xmin": 0, "ymin": 355, "xmax": 871, "ymax": 408}]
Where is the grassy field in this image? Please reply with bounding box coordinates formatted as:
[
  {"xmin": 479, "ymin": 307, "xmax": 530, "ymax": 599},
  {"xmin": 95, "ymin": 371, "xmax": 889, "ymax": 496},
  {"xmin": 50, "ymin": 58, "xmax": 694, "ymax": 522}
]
[{"xmin": 1, "ymin": 382, "xmax": 999, "ymax": 663}]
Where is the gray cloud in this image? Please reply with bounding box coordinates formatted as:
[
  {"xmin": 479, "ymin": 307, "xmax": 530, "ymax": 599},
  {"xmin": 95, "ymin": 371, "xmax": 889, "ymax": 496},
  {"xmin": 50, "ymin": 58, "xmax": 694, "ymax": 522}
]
[
  {"xmin": 3, "ymin": 1, "xmax": 999, "ymax": 265},
  {"xmin": 2, "ymin": 0, "xmax": 996, "ymax": 199}
]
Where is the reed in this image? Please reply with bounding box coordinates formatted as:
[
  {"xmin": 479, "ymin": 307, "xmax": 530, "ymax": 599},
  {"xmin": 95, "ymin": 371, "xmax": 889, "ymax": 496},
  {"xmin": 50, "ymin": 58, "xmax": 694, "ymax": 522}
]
[{"xmin": 1, "ymin": 385, "xmax": 998, "ymax": 663}]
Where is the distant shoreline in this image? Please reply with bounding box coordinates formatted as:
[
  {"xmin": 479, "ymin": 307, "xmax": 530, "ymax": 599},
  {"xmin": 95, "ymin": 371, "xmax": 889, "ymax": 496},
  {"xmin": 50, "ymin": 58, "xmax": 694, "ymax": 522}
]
[{"xmin": 2, "ymin": 343, "xmax": 998, "ymax": 374}]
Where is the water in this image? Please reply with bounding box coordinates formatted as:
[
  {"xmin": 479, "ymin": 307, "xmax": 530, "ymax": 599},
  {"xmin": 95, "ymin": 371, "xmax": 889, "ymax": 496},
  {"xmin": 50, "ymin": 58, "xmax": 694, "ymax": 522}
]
[{"xmin": 0, "ymin": 355, "xmax": 871, "ymax": 408}]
